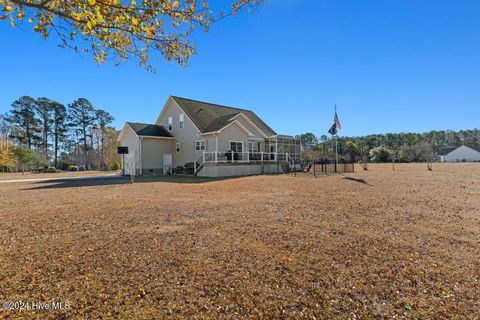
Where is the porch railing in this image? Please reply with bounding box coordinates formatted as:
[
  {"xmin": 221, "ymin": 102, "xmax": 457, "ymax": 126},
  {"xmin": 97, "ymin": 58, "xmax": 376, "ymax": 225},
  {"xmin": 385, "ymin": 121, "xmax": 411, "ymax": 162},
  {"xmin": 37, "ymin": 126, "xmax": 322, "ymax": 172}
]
[
  {"xmin": 203, "ymin": 151, "xmax": 291, "ymax": 164},
  {"xmin": 194, "ymin": 151, "xmax": 298, "ymax": 174}
]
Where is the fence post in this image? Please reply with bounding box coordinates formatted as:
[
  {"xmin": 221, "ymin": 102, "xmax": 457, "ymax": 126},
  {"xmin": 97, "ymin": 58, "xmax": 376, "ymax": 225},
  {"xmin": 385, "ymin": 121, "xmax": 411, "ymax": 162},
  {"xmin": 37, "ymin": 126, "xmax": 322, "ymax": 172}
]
[{"xmin": 261, "ymin": 152, "xmax": 264, "ymax": 174}]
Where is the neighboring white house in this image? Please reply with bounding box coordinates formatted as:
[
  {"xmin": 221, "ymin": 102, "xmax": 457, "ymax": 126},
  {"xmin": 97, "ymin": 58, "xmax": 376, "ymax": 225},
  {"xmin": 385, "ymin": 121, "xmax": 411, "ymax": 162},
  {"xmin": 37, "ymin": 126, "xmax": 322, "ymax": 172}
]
[
  {"xmin": 437, "ymin": 146, "xmax": 480, "ymax": 163},
  {"xmin": 118, "ymin": 96, "xmax": 300, "ymax": 177}
]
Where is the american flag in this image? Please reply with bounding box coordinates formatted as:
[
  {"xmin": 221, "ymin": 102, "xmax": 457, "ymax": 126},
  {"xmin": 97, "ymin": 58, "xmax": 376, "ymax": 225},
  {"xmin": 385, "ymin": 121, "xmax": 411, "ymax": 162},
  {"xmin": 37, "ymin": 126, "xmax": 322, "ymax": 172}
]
[
  {"xmin": 328, "ymin": 108, "xmax": 342, "ymax": 135},
  {"xmin": 334, "ymin": 111, "xmax": 342, "ymax": 130}
]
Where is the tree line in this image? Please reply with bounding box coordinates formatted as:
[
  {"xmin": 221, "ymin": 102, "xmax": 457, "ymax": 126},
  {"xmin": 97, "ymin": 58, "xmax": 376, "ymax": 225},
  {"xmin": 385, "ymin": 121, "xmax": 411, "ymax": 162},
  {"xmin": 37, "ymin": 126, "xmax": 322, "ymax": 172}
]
[
  {"xmin": 297, "ymin": 129, "xmax": 480, "ymax": 163},
  {"xmin": 0, "ymin": 96, "xmax": 120, "ymax": 172}
]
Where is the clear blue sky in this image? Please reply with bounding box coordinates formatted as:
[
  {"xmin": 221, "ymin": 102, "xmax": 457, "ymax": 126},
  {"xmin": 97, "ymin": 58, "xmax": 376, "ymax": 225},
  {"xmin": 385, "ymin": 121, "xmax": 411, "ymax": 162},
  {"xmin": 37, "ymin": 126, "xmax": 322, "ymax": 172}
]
[{"xmin": 1, "ymin": 0, "xmax": 479, "ymax": 137}]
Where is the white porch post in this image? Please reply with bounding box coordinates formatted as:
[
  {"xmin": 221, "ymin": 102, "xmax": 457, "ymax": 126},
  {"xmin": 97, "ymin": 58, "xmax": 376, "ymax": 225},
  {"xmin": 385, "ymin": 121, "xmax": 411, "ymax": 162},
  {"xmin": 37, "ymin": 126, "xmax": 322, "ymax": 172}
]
[
  {"xmin": 275, "ymin": 137, "xmax": 278, "ymax": 162},
  {"xmin": 215, "ymin": 135, "xmax": 218, "ymax": 163},
  {"xmin": 139, "ymin": 137, "xmax": 143, "ymax": 175}
]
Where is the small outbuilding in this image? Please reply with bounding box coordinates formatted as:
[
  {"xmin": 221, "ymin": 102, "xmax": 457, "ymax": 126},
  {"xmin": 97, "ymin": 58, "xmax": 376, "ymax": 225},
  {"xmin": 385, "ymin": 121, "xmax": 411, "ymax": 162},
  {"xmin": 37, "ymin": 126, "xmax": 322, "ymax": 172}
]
[{"xmin": 437, "ymin": 146, "xmax": 480, "ymax": 163}]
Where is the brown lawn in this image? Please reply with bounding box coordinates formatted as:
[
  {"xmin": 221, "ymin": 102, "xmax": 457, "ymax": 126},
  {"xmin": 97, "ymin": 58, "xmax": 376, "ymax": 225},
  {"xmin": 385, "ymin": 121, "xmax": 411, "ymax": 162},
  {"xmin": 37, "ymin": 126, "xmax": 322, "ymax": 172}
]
[{"xmin": 0, "ymin": 163, "xmax": 479, "ymax": 319}]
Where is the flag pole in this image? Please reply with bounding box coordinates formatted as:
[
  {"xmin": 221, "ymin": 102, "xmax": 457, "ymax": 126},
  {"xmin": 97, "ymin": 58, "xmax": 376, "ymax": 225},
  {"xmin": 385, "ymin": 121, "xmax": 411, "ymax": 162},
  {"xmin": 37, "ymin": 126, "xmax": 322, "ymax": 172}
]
[{"xmin": 334, "ymin": 104, "xmax": 338, "ymax": 172}]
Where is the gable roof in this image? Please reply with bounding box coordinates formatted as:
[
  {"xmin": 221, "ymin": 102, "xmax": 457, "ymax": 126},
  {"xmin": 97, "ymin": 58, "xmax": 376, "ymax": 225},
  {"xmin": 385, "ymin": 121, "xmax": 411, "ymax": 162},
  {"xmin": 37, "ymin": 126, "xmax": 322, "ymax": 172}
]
[
  {"xmin": 203, "ymin": 113, "xmax": 239, "ymax": 133},
  {"xmin": 437, "ymin": 147, "xmax": 458, "ymax": 156},
  {"xmin": 127, "ymin": 122, "xmax": 173, "ymax": 138},
  {"xmin": 437, "ymin": 146, "xmax": 480, "ymax": 156},
  {"xmin": 171, "ymin": 96, "xmax": 277, "ymax": 137}
]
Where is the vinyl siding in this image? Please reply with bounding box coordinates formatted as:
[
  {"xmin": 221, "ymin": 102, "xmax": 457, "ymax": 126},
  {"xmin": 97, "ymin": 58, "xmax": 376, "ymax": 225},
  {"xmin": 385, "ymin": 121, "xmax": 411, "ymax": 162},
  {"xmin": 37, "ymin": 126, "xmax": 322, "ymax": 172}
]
[
  {"xmin": 119, "ymin": 125, "xmax": 140, "ymax": 175},
  {"xmin": 156, "ymin": 99, "xmax": 204, "ymax": 167},
  {"xmin": 217, "ymin": 122, "xmax": 250, "ymax": 151},
  {"xmin": 141, "ymin": 138, "xmax": 174, "ymax": 172}
]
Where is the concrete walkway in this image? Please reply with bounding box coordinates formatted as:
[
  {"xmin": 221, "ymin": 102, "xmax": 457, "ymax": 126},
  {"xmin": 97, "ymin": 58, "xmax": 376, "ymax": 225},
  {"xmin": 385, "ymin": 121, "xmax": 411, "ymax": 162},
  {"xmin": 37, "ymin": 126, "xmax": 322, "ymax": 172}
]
[{"xmin": 0, "ymin": 174, "xmax": 119, "ymax": 184}]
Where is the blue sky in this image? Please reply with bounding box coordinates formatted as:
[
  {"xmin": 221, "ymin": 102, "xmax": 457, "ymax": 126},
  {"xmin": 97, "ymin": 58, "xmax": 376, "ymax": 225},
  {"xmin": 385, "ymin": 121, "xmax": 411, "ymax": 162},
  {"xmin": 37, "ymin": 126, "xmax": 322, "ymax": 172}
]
[{"xmin": 0, "ymin": 0, "xmax": 479, "ymax": 137}]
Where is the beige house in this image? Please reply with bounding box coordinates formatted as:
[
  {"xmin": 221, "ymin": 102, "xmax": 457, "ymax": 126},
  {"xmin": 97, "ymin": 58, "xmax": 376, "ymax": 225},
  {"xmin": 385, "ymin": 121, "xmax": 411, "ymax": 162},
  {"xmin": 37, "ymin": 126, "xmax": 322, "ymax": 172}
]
[{"xmin": 118, "ymin": 96, "xmax": 300, "ymax": 177}]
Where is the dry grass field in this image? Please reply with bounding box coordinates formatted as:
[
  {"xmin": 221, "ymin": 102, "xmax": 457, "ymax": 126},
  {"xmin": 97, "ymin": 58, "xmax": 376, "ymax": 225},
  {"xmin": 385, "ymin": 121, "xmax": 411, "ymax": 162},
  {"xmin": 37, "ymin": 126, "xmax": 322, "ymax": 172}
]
[{"xmin": 0, "ymin": 163, "xmax": 479, "ymax": 319}]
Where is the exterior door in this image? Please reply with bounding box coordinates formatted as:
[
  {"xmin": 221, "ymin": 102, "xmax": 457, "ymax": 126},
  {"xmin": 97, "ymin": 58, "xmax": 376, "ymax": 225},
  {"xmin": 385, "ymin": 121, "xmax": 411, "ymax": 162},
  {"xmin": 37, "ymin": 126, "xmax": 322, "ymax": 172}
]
[
  {"xmin": 230, "ymin": 141, "xmax": 243, "ymax": 161},
  {"xmin": 270, "ymin": 145, "xmax": 276, "ymax": 160},
  {"xmin": 163, "ymin": 154, "xmax": 172, "ymax": 174}
]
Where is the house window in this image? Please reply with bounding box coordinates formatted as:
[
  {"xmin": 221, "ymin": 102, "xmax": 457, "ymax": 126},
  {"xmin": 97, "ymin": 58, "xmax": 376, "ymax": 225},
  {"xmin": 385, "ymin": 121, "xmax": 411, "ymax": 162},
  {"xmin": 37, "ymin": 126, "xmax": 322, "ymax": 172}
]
[
  {"xmin": 195, "ymin": 140, "xmax": 206, "ymax": 151},
  {"xmin": 230, "ymin": 141, "xmax": 243, "ymax": 152},
  {"xmin": 168, "ymin": 116, "xmax": 173, "ymax": 131},
  {"xmin": 179, "ymin": 113, "xmax": 184, "ymax": 128},
  {"xmin": 176, "ymin": 142, "xmax": 181, "ymax": 153},
  {"xmin": 249, "ymin": 142, "xmax": 259, "ymax": 153}
]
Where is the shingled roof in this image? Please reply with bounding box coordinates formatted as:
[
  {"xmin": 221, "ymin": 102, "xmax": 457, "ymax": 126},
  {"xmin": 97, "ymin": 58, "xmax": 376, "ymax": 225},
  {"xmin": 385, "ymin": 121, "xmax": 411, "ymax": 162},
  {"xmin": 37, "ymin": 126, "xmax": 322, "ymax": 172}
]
[
  {"xmin": 437, "ymin": 146, "xmax": 480, "ymax": 156},
  {"xmin": 127, "ymin": 122, "xmax": 173, "ymax": 138},
  {"xmin": 171, "ymin": 96, "xmax": 277, "ymax": 137},
  {"xmin": 437, "ymin": 147, "xmax": 459, "ymax": 156}
]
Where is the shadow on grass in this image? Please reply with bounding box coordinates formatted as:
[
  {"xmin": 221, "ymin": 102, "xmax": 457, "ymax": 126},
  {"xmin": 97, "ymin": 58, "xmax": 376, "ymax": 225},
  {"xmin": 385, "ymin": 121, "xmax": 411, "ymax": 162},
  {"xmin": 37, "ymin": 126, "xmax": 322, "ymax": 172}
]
[
  {"xmin": 22, "ymin": 174, "xmax": 238, "ymax": 190},
  {"xmin": 342, "ymin": 176, "xmax": 372, "ymax": 186},
  {"xmin": 22, "ymin": 176, "xmax": 130, "ymax": 190},
  {"xmin": 135, "ymin": 174, "xmax": 238, "ymax": 184}
]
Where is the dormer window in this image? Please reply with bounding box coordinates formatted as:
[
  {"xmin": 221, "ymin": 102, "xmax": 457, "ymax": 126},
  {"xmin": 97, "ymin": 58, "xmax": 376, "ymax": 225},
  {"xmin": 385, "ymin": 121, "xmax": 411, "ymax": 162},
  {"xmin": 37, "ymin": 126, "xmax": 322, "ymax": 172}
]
[
  {"xmin": 179, "ymin": 113, "xmax": 184, "ymax": 128},
  {"xmin": 168, "ymin": 116, "xmax": 173, "ymax": 130}
]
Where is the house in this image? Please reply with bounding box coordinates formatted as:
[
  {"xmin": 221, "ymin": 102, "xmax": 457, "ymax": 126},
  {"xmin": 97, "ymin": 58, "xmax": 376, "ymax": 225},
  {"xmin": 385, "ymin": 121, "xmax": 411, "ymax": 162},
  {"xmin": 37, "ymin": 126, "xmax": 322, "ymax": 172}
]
[
  {"xmin": 118, "ymin": 96, "xmax": 301, "ymax": 177},
  {"xmin": 437, "ymin": 146, "xmax": 480, "ymax": 162}
]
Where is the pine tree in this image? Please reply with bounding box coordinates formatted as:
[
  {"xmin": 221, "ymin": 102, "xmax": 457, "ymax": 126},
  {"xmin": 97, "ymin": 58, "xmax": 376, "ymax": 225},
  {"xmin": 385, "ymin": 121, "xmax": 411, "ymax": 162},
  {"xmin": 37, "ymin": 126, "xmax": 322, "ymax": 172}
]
[
  {"xmin": 68, "ymin": 98, "xmax": 96, "ymax": 169},
  {"xmin": 95, "ymin": 109, "xmax": 114, "ymax": 170},
  {"xmin": 51, "ymin": 101, "xmax": 67, "ymax": 169},
  {"xmin": 6, "ymin": 96, "xmax": 40, "ymax": 148},
  {"xmin": 36, "ymin": 97, "xmax": 54, "ymax": 163}
]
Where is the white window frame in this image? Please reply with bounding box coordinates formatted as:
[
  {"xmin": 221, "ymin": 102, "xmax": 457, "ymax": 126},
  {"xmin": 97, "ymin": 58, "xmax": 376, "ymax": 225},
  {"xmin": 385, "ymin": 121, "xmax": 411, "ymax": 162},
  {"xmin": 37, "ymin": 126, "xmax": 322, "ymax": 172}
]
[
  {"xmin": 176, "ymin": 142, "xmax": 181, "ymax": 153},
  {"xmin": 249, "ymin": 142, "xmax": 258, "ymax": 152},
  {"xmin": 195, "ymin": 140, "xmax": 206, "ymax": 151},
  {"xmin": 168, "ymin": 116, "xmax": 173, "ymax": 131},
  {"xmin": 179, "ymin": 113, "xmax": 184, "ymax": 128},
  {"xmin": 229, "ymin": 141, "xmax": 243, "ymax": 152}
]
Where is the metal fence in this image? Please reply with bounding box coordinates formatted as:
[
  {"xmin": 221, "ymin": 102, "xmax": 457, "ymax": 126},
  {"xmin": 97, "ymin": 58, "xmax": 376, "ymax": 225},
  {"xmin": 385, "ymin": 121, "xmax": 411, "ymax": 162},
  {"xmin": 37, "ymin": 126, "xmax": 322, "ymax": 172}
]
[{"xmin": 306, "ymin": 161, "xmax": 355, "ymax": 175}]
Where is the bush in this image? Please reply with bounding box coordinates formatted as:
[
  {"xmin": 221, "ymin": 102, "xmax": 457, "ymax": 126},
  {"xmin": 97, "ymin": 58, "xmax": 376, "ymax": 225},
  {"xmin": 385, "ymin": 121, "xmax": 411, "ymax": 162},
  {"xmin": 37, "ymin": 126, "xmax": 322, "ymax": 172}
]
[
  {"xmin": 79, "ymin": 166, "xmax": 86, "ymax": 171},
  {"xmin": 47, "ymin": 167, "xmax": 56, "ymax": 173},
  {"xmin": 174, "ymin": 166, "xmax": 184, "ymax": 174},
  {"xmin": 184, "ymin": 162, "xmax": 194, "ymax": 174},
  {"xmin": 57, "ymin": 162, "xmax": 70, "ymax": 171},
  {"xmin": 112, "ymin": 162, "xmax": 121, "ymax": 170},
  {"xmin": 68, "ymin": 165, "xmax": 79, "ymax": 171}
]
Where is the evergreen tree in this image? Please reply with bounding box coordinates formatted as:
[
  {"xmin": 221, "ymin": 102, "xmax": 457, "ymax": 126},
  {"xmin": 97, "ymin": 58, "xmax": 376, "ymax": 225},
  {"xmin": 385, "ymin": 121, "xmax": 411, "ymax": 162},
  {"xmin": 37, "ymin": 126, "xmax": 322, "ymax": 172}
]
[
  {"xmin": 13, "ymin": 145, "xmax": 35, "ymax": 174},
  {"xmin": 68, "ymin": 98, "xmax": 96, "ymax": 169},
  {"xmin": 95, "ymin": 109, "xmax": 114, "ymax": 170},
  {"xmin": 51, "ymin": 101, "xmax": 68, "ymax": 169},
  {"xmin": 6, "ymin": 96, "xmax": 40, "ymax": 148},
  {"xmin": 36, "ymin": 97, "xmax": 54, "ymax": 163}
]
